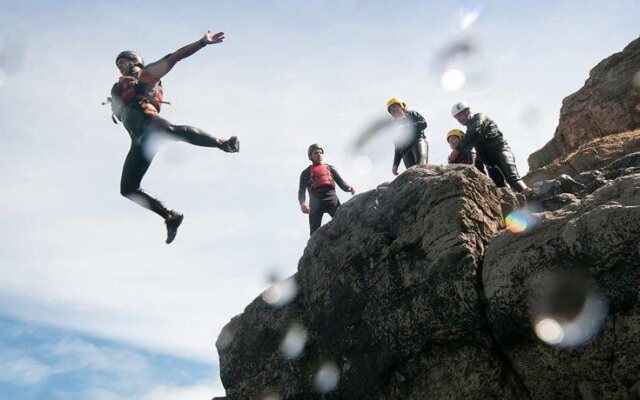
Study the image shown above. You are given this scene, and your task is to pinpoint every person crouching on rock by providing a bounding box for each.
[298,144,356,235]
[386,97,428,176]
[446,129,506,188]
[449,101,529,193]
[108,30,240,244]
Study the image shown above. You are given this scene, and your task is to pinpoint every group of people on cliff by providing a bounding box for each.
[107,29,529,242]
[298,97,530,235]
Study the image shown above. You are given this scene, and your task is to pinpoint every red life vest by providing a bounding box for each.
[310,164,334,189]
[450,152,471,164]
[110,76,164,120]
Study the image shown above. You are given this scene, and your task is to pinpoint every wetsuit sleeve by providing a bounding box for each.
[298,168,310,204]
[406,110,427,131]
[457,118,482,154]
[329,165,352,192]
[139,39,207,83]
[393,149,403,167]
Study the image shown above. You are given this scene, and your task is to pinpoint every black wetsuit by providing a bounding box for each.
[298,164,352,235]
[449,149,506,188]
[392,110,429,170]
[456,113,525,191]
[114,85,224,219]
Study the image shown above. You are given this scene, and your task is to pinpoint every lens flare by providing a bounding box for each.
[441,68,466,91]
[535,318,565,344]
[505,210,530,233]
[261,276,298,307]
[280,323,308,359]
[314,361,340,394]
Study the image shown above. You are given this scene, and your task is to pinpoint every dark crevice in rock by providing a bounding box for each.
[474,255,533,400]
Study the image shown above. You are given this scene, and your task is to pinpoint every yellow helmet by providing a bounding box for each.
[386,97,407,112]
[446,129,465,140]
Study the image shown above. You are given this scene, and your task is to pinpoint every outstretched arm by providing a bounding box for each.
[139,30,225,83]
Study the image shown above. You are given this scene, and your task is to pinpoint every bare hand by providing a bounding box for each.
[300,203,311,214]
[349,187,356,195]
[203,30,225,45]
[392,165,399,176]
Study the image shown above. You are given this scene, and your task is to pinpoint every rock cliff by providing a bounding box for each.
[215,38,640,400]
[216,155,640,399]
[528,36,640,170]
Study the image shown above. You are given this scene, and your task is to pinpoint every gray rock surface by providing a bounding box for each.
[216,156,640,399]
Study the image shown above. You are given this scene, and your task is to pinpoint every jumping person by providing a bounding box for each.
[298,144,355,235]
[108,30,240,244]
[449,101,528,193]
[446,129,506,187]
[386,97,428,176]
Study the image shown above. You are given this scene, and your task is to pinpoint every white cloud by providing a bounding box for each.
[0,352,52,385]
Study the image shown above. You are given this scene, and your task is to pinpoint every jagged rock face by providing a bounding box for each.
[528,36,640,170]
[217,152,640,399]
[525,130,640,185]
[217,165,514,399]
[483,170,640,399]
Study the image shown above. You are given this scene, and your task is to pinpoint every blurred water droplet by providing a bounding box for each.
[314,361,340,394]
[353,155,373,176]
[633,71,640,92]
[535,318,565,344]
[441,68,466,91]
[216,325,235,350]
[390,122,414,151]
[520,106,541,126]
[280,322,308,359]
[140,132,166,161]
[459,4,483,29]
[262,276,298,307]
[531,271,609,349]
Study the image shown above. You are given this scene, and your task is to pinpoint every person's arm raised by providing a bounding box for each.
[140,30,225,83]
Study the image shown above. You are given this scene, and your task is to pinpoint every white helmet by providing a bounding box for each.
[451,101,470,117]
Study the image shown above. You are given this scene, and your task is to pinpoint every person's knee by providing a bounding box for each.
[120,184,138,197]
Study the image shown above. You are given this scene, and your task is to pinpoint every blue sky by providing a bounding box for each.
[1,0,638,398]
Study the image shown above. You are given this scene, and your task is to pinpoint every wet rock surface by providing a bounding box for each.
[216,153,640,399]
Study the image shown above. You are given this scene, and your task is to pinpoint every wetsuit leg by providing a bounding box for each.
[486,165,507,187]
[146,116,222,148]
[412,138,428,165]
[120,140,171,218]
[309,206,324,235]
[402,138,428,168]
[494,147,527,191]
[402,151,417,169]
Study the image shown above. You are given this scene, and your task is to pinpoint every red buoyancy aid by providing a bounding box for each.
[310,164,334,189]
[450,151,471,164]
[110,76,164,119]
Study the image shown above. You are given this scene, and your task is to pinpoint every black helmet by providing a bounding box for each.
[115,50,144,67]
[307,143,324,160]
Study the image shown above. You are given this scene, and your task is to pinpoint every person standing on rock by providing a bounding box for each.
[449,101,529,193]
[298,144,356,235]
[387,97,428,176]
[108,30,240,244]
[446,129,506,187]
